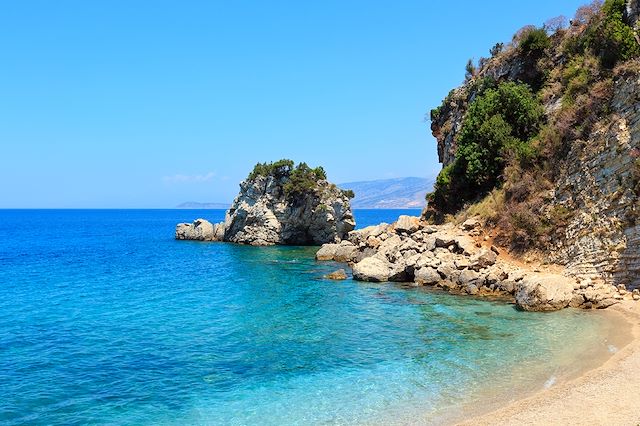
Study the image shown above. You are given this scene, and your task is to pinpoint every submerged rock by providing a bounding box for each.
[325,269,348,280]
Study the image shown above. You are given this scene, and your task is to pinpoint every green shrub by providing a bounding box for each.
[341,189,355,199]
[427,163,457,214]
[519,27,551,56]
[283,162,327,199]
[585,0,640,68]
[247,159,328,200]
[429,82,544,213]
[561,55,600,105]
[490,42,504,57]
[248,159,294,180]
[465,59,476,80]
[467,76,498,98]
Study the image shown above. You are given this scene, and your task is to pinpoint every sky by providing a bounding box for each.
[0,0,589,208]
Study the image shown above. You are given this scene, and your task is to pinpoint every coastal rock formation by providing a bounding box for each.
[175,219,220,241]
[428,0,640,291]
[316,215,634,310]
[176,160,355,246]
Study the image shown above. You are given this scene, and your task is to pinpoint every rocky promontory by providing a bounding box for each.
[175,160,355,246]
[316,215,638,311]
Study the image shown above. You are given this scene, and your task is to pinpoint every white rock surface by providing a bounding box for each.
[515,274,576,312]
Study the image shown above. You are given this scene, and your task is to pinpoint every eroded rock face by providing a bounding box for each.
[175,163,355,246]
[429,35,640,291]
[223,174,354,245]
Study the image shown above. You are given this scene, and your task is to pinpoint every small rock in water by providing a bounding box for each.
[325,269,348,280]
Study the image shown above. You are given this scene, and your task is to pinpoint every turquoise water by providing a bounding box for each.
[0,210,618,425]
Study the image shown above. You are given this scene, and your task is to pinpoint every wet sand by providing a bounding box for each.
[460,301,640,425]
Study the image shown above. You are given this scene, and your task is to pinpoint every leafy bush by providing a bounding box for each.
[247,159,328,200]
[282,162,327,199]
[341,189,355,199]
[466,76,498,98]
[465,59,476,80]
[585,0,640,68]
[429,82,544,213]
[248,159,294,180]
[490,42,504,57]
[561,54,600,105]
[519,27,551,56]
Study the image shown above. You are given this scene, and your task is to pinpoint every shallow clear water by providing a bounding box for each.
[0,210,618,425]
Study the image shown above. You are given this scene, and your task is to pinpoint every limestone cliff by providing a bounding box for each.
[176,160,355,246]
[427,0,640,289]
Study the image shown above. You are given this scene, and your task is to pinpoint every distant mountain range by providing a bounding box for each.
[176,201,231,209]
[339,177,434,209]
[177,177,434,210]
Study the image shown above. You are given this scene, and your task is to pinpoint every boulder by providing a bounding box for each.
[435,233,457,248]
[414,267,441,285]
[175,219,218,241]
[352,256,391,282]
[456,236,479,256]
[461,218,480,231]
[437,263,461,282]
[347,223,388,246]
[325,269,348,280]
[315,243,340,261]
[596,298,619,309]
[515,274,576,311]
[394,215,421,234]
[333,242,359,263]
[497,279,516,294]
[457,269,482,287]
[468,248,497,271]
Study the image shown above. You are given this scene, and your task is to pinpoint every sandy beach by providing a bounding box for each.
[460,300,640,425]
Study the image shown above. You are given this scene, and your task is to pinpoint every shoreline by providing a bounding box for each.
[457,300,640,425]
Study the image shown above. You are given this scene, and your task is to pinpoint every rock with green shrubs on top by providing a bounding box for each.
[176,159,355,246]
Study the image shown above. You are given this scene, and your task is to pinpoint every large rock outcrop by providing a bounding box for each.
[316,215,634,310]
[428,1,640,290]
[515,275,575,312]
[175,161,355,246]
[175,218,225,241]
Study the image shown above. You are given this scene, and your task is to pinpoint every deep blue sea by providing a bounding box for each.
[0,209,620,425]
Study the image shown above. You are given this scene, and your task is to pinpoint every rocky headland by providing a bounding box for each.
[418,0,640,306]
[176,160,355,246]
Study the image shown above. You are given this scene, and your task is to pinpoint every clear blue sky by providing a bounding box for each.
[1,0,588,208]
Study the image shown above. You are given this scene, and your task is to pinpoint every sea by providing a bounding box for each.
[0,209,623,425]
